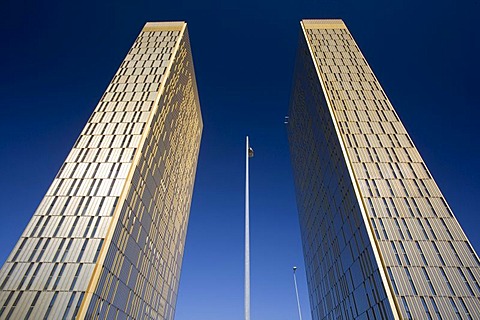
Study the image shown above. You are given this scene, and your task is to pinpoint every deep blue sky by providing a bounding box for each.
[1,0,479,319]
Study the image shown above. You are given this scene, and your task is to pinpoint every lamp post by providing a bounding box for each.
[293,266,303,320]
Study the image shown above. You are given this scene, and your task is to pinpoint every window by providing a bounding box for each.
[401,297,412,320]
[387,267,398,294]
[44,292,58,320]
[430,297,442,320]
[5,291,23,319]
[440,267,455,295]
[25,291,41,319]
[423,267,436,295]
[405,268,417,294]
[420,297,432,320]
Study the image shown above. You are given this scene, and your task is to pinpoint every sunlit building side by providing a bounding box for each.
[0,21,202,319]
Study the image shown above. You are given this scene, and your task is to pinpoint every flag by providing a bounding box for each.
[248,147,254,158]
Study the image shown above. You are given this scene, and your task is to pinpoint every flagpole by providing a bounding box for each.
[245,136,250,320]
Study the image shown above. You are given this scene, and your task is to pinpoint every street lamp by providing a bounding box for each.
[293,266,303,320]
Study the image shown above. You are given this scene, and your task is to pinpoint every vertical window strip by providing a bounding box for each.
[67,179,78,195]
[394,219,404,240]
[405,268,417,295]
[5,291,23,319]
[383,198,392,217]
[62,292,76,320]
[68,216,80,238]
[441,219,454,240]
[418,219,429,239]
[74,198,85,216]
[449,297,461,320]
[459,297,472,320]
[74,180,83,195]
[26,263,42,290]
[457,268,474,296]
[401,218,413,240]
[70,264,83,290]
[420,296,432,320]
[430,297,442,320]
[53,216,65,237]
[43,291,59,320]
[94,180,103,196]
[24,291,41,319]
[423,267,436,295]
[61,239,74,262]
[60,197,72,216]
[82,197,92,215]
[83,216,94,238]
[425,219,437,240]
[91,217,101,237]
[37,238,51,262]
[17,262,34,289]
[110,198,119,216]
[467,268,480,293]
[53,264,66,290]
[391,242,401,265]
[378,219,387,238]
[432,242,445,266]
[449,242,463,266]
[389,197,399,216]
[53,238,66,261]
[53,179,65,194]
[387,267,398,295]
[44,263,58,290]
[12,238,26,260]
[372,219,380,239]
[77,240,89,263]
[39,216,51,235]
[399,242,411,266]
[401,296,412,320]
[0,262,17,290]
[403,198,414,217]
[46,197,58,215]
[31,216,44,237]
[416,241,428,265]
[94,239,104,262]
[0,291,14,317]
[28,238,43,261]
[96,197,106,215]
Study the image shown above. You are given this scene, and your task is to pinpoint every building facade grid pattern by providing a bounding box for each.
[288,28,395,320]
[84,28,202,320]
[0,21,202,320]
[289,19,480,320]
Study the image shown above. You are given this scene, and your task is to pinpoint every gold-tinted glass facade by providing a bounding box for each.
[0,21,202,320]
[288,19,480,320]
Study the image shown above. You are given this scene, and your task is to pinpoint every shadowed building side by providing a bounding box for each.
[288,19,480,320]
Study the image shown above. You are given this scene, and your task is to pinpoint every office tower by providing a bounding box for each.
[288,19,480,320]
[0,21,202,319]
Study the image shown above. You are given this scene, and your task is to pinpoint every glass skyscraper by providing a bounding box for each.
[0,21,202,319]
[288,19,480,319]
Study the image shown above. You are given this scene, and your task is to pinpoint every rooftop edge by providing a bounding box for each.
[301,19,346,29]
[143,21,186,32]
